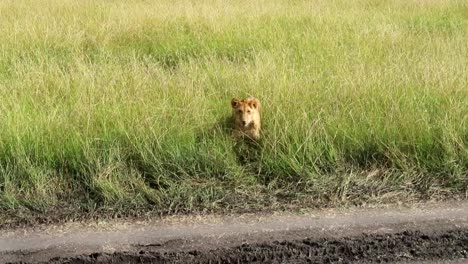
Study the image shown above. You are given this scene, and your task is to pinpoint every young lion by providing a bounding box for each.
[231,97,261,140]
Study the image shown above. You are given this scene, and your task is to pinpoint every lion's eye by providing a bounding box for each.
[247,110,251,114]
[238,110,242,113]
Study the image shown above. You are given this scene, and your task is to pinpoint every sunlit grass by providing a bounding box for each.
[0,0,467,220]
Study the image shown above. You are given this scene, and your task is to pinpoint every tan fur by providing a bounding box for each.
[231,97,261,140]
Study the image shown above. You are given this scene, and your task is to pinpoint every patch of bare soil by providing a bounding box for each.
[48,229,468,264]
[2,202,468,264]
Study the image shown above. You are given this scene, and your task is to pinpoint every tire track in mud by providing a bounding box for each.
[41,229,468,264]
[3,202,468,264]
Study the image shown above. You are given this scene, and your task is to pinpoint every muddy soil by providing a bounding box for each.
[45,229,468,264]
[2,202,468,264]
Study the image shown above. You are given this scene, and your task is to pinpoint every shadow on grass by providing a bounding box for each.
[233,138,262,165]
[194,115,264,174]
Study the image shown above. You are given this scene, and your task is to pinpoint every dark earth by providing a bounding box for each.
[43,229,468,264]
[2,202,468,264]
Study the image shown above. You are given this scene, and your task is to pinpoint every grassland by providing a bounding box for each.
[0,0,467,224]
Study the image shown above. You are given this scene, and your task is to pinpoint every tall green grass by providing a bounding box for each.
[0,0,467,220]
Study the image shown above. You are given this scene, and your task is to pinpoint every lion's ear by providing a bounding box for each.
[249,98,260,109]
[231,98,240,108]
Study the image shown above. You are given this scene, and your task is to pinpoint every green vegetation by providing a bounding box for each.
[0,0,467,223]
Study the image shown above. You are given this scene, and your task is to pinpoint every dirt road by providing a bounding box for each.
[1,202,467,263]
